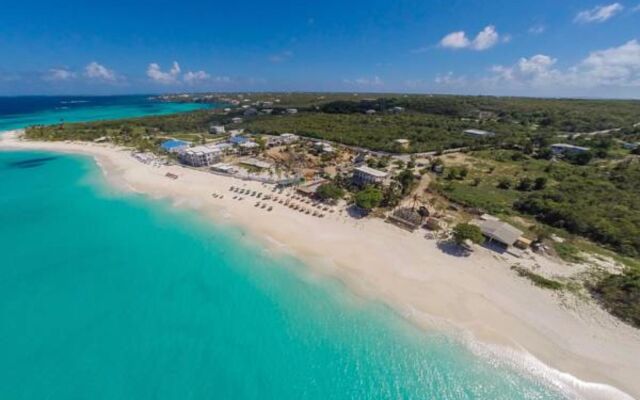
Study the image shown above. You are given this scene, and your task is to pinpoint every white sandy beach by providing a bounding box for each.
[2,130,639,400]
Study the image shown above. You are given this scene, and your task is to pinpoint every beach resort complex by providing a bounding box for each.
[2,1,640,399]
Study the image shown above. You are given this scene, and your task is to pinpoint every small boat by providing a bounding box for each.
[267,206,273,212]
[261,204,266,209]
[255,202,260,207]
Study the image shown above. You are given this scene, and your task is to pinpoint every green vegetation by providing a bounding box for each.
[553,242,584,264]
[244,112,506,153]
[592,271,640,328]
[452,223,485,246]
[354,186,383,211]
[315,183,345,202]
[511,266,564,291]
[434,150,640,259]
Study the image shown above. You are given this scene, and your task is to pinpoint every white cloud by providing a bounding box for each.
[528,24,546,35]
[632,3,640,12]
[44,68,76,82]
[183,70,210,85]
[343,76,384,87]
[472,25,500,50]
[518,54,558,75]
[84,62,116,81]
[574,3,624,23]
[434,72,467,86]
[485,40,640,90]
[440,31,471,49]
[571,39,640,86]
[439,25,501,51]
[147,61,181,84]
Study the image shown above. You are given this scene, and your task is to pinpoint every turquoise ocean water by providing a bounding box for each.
[0,150,568,399]
[0,98,570,399]
[0,95,210,131]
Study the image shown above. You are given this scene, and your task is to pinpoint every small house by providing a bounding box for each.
[476,219,529,249]
[464,129,496,138]
[314,142,335,153]
[395,139,410,149]
[280,133,299,144]
[550,143,590,155]
[352,165,388,186]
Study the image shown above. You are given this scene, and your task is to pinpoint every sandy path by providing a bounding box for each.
[2,131,639,400]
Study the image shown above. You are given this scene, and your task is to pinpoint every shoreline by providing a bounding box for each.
[2,130,639,400]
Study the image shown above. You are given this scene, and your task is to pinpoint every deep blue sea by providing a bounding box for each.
[0,95,211,131]
[0,96,569,399]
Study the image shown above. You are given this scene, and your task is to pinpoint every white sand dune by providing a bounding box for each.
[2,130,639,400]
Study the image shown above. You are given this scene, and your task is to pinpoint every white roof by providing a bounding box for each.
[239,141,259,148]
[395,139,410,143]
[478,220,523,246]
[185,146,220,155]
[464,129,495,136]
[354,165,388,178]
[551,143,590,151]
[211,163,235,171]
[241,158,272,169]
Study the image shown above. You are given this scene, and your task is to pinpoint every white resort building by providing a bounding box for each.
[352,165,388,186]
[179,146,221,167]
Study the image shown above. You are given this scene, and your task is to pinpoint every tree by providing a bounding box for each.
[533,176,548,190]
[255,136,267,151]
[497,178,512,189]
[316,183,344,202]
[452,223,485,246]
[517,177,533,191]
[569,151,593,165]
[355,186,383,211]
[397,169,416,195]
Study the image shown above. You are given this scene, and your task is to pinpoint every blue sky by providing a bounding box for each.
[1,0,639,97]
